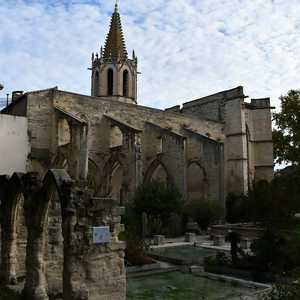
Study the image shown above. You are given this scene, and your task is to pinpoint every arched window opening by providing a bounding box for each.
[156,136,163,154]
[87,159,99,193]
[146,162,168,183]
[44,183,63,298]
[94,71,99,96]
[107,68,114,96]
[109,125,123,148]
[187,163,208,202]
[57,118,71,146]
[110,162,124,204]
[123,70,129,97]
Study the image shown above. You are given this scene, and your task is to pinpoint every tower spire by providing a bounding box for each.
[103,2,128,61]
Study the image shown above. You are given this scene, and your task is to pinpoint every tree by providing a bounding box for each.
[132,181,183,236]
[183,199,224,230]
[273,90,300,166]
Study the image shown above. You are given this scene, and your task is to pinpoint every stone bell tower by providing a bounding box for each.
[91,3,138,104]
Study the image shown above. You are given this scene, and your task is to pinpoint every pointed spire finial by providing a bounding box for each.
[115,0,118,12]
[103,1,128,61]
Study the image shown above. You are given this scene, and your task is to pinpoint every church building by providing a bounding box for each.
[1,3,274,206]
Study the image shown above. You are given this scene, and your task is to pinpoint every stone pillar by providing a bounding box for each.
[224,87,248,194]
[135,133,143,188]
[0,178,20,285]
[22,229,48,300]
[0,228,17,284]
[79,125,89,181]
[69,124,88,181]
[22,173,48,300]
[62,187,126,300]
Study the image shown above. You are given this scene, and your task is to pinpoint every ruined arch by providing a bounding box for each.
[186,161,208,202]
[144,160,170,183]
[0,173,27,284]
[22,170,71,299]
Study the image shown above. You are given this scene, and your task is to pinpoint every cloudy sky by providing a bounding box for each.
[0,0,299,110]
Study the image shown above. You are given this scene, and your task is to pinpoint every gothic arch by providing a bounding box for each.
[23,170,72,299]
[186,161,208,202]
[110,161,124,204]
[144,160,170,183]
[0,173,27,283]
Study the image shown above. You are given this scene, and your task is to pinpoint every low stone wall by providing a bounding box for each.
[210,224,265,240]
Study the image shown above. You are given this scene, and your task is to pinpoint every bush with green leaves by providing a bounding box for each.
[183,199,224,230]
[131,181,183,237]
[251,229,300,278]
[226,193,250,223]
[226,167,300,225]
[262,283,300,300]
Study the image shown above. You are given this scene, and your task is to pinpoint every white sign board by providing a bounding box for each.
[93,226,111,244]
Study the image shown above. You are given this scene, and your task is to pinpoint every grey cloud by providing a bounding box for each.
[0,0,300,111]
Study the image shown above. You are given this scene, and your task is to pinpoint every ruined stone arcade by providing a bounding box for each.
[0,170,126,300]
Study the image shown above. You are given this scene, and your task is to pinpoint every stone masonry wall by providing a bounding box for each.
[0,170,126,300]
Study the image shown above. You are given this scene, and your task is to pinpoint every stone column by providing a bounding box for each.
[0,226,17,284]
[69,124,88,181]
[22,173,48,300]
[79,125,89,181]
[0,181,18,285]
[135,133,143,188]
[22,229,48,300]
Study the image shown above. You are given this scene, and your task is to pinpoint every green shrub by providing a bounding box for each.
[226,193,249,223]
[133,181,183,219]
[183,199,224,230]
[263,283,300,300]
[132,181,183,237]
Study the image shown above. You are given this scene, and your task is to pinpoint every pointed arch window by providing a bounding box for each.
[123,69,129,97]
[107,68,114,96]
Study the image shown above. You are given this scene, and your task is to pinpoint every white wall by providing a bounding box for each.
[0,114,29,175]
